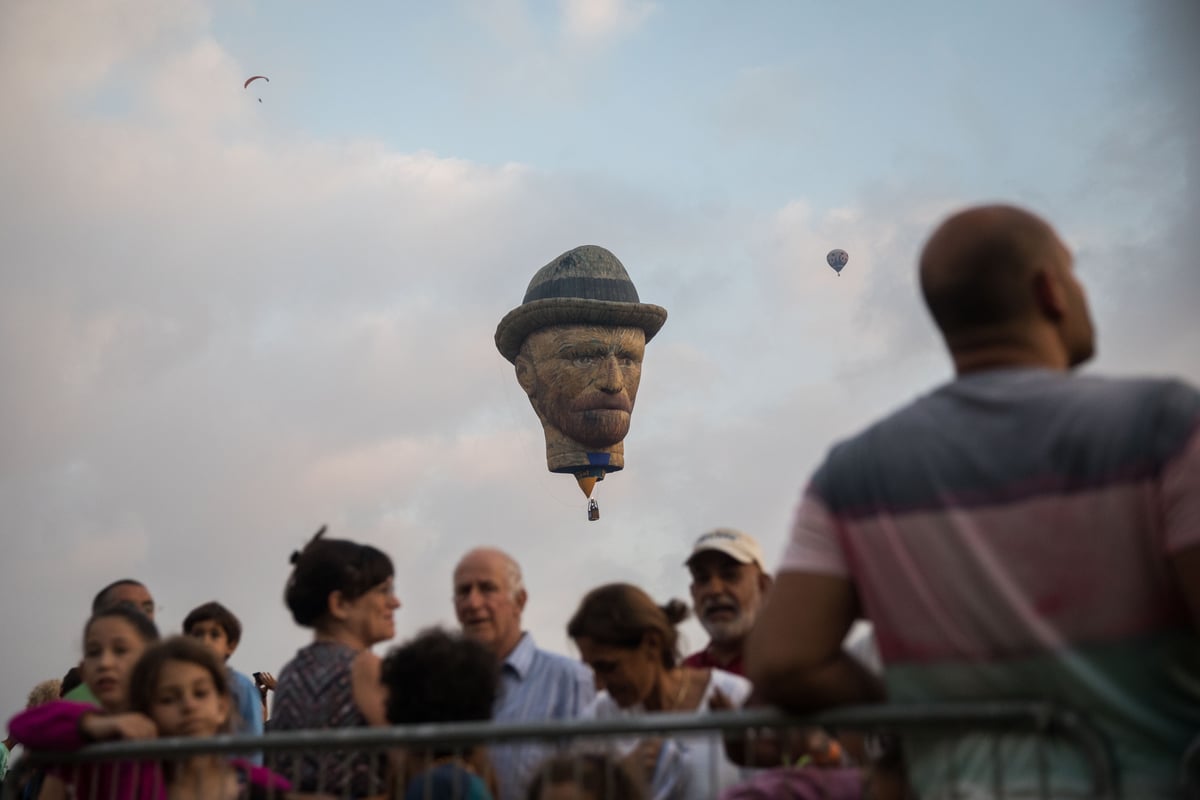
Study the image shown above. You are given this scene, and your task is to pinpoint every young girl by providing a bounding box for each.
[8,604,161,800]
[128,636,290,800]
[267,527,401,798]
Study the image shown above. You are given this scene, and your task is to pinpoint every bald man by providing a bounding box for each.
[452,548,594,800]
[748,205,1200,799]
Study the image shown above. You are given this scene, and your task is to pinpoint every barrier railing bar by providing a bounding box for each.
[18,702,1112,771]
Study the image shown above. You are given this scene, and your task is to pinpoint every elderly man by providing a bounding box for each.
[683,528,771,677]
[495,245,667,514]
[748,204,1200,798]
[453,547,594,800]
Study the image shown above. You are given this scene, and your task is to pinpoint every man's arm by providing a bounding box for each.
[1163,403,1200,625]
[746,571,884,713]
[1171,544,1200,632]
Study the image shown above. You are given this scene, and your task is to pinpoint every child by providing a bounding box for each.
[128,636,290,800]
[8,605,162,800]
[380,628,498,800]
[182,601,265,760]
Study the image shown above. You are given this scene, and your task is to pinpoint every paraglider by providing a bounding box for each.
[244,75,269,103]
[827,248,849,276]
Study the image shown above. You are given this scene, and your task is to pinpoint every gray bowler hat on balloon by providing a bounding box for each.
[495,245,668,363]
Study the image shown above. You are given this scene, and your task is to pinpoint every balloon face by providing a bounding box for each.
[515,324,646,450]
[826,249,849,274]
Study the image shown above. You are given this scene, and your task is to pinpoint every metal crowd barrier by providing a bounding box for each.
[1185,736,1200,800]
[2,702,1138,800]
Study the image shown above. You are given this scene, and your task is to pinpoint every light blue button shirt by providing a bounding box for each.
[229,668,264,765]
[489,632,594,800]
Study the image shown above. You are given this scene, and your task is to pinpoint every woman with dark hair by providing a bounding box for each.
[267,527,401,798]
[567,583,751,800]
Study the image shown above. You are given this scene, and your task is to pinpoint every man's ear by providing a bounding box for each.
[514,355,537,397]
[1033,268,1067,321]
[515,587,528,614]
[759,571,774,595]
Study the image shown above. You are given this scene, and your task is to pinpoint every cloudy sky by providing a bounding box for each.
[2,0,1197,719]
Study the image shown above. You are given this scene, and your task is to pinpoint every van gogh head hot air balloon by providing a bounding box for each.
[495,246,667,519]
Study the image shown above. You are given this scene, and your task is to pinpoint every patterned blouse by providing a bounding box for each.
[267,641,388,797]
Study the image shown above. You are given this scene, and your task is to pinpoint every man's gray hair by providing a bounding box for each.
[501,552,525,599]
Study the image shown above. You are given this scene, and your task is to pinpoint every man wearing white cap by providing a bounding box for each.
[683,528,772,678]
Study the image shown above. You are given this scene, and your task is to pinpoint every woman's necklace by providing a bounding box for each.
[667,669,689,711]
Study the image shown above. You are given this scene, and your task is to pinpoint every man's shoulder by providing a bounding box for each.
[813,371,1200,484]
[1055,372,1200,413]
[1041,373,1200,457]
[530,645,591,680]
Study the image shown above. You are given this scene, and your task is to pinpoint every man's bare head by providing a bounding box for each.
[452,547,527,658]
[919,204,1095,370]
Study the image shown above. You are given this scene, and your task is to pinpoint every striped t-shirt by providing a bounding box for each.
[782,367,1200,798]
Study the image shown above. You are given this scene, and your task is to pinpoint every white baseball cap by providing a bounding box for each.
[685,528,765,570]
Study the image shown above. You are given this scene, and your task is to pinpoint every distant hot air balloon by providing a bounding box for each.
[244,75,269,102]
[827,248,849,276]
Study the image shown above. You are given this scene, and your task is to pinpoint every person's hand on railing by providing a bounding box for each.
[622,737,664,783]
[715,687,847,770]
[708,687,733,712]
[783,728,845,768]
[79,711,158,742]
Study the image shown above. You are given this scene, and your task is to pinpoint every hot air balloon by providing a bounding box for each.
[244,75,269,102]
[827,248,849,276]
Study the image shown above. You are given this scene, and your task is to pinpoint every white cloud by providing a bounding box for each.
[445,0,655,102]
[2,0,1197,723]
[559,0,656,45]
